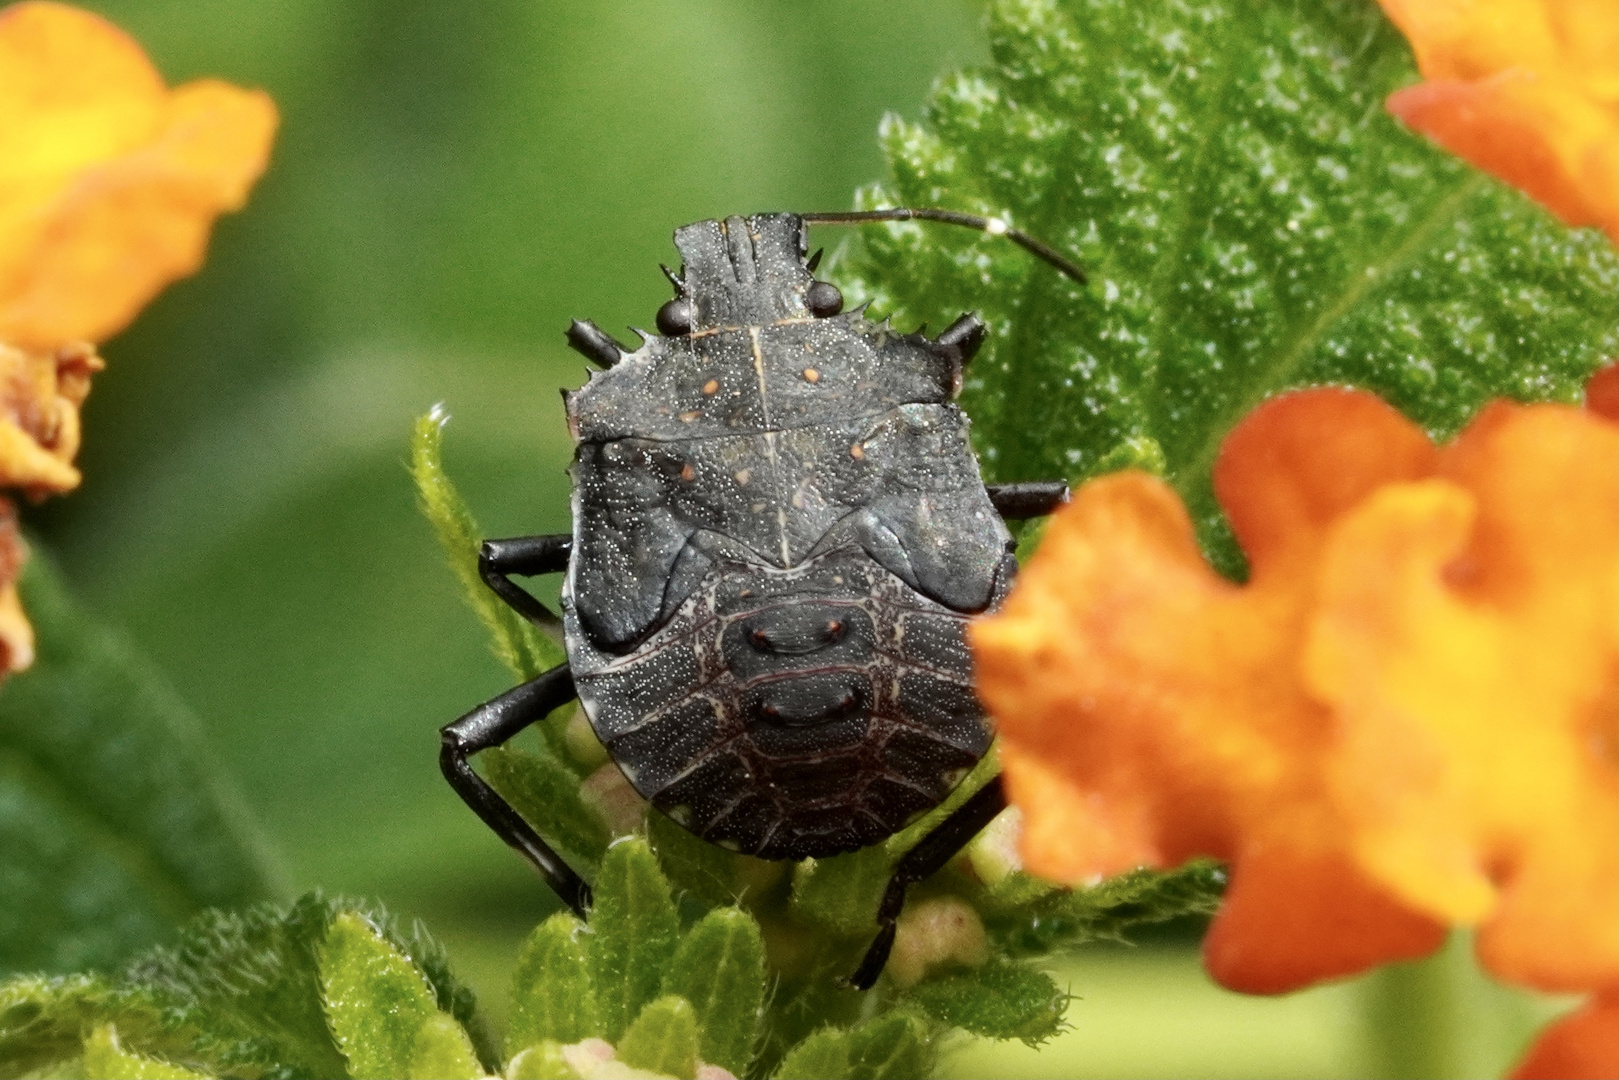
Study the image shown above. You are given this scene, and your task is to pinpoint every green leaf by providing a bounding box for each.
[661,909,765,1075]
[992,861,1225,957]
[588,839,681,1042]
[645,812,771,912]
[907,960,1068,1046]
[505,1040,576,1080]
[772,1028,851,1080]
[319,911,449,1080]
[841,0,1617,575]
[789,753,1000,937]
[508,912,599,1054]
[481,746,607,872]
[407,1013,484,1080]
[411,408,564,679]
[845,1012,935,1080]
[0,555,275,975]
[0,893,491,1080]
[787,847,890,939]
[617,995,698,1080]
[82,1025,208,1080]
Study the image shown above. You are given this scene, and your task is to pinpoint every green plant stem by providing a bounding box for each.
[1364,935,1463,1080]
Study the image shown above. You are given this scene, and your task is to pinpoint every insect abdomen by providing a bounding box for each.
[567,550,992,860]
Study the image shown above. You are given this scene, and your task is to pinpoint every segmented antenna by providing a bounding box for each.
[800,207,1087,285]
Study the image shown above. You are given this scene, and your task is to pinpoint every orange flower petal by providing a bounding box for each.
[973,397,1450,991]
[1510,987,1619,1080]
[1376,0,1618,241]
[1387,73,1618,241]
[1204,846,1444,995]
[979,388,1613,996]
[1216,388,1437,570]
[1310,404,1618,991]
[0,2,277,349]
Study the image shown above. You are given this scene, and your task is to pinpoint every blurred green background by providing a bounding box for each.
[22,1,1562,1075]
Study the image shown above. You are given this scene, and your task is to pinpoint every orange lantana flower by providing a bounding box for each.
[0,1,275,672]
[973,388,1618,999]
[1376,0,1618,242]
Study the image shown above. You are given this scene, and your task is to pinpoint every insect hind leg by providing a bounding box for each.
[440,662,592,916]
[847,775,1008,990]
[480,533,572,626]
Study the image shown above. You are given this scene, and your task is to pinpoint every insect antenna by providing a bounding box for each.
[801,207,1087,285]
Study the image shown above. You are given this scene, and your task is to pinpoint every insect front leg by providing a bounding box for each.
[847,775,1008,990]
[440,662,592,916]
[480,533,572,626]
[986,482,1069,520]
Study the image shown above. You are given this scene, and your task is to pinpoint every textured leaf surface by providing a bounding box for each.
[508,912,599,1054]
[82,1025,208,1080]
[907,960,1067,1045]
[646,812,764,911]
[483,746,607,872]
[505,1040,574,1080]
[772,1028,851,1080]
[845,1012,935,1080]
[319,912,444,1080]
[406,1013,483,1080]
[661,909,765,1075]
[840,0,1619,573]
[618,995,699,1080]
[588,839,681,1042]
[412,409,564,678]
[990,861,1225,958]
[790,755,1002,937]
[0,893,491,1079]
[0,557,274,975]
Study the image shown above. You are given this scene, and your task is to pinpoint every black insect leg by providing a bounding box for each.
[441,663,593,916]
[848,775,1008,990]
[480,534,572,626]
[986,481,1070,520]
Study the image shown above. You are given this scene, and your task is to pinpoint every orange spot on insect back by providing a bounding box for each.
[849,443,864,459]
[803,367,820,383]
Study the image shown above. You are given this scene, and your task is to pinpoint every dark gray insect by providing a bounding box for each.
[441,209,1083,988]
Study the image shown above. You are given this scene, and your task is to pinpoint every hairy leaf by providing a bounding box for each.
[588,839,681,1042]
[82,1024,208,1080]
[907,960,1067,1046]
[772,1028,851,1080]
[508,913,598,1054]
[406,1013,483,1080]
[790,754,1001,937]
[840,0,1618,574]
[0,556,275,975]
[991,861,1225,958]
[661,908,765,1075]
[482,746,607,872]
[646,812,772,912]
[411,408,564,679]
[0,893,492,1079]
[504,1040,574,1080]
[845,1011,935,1080]
[618,995,698,1080]
[319,911,456,1080]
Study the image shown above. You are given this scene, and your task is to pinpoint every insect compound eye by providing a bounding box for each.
[656,297,695,336]
[804,280,843,318]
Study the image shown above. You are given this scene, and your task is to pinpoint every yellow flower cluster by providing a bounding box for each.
[0,1,275,670]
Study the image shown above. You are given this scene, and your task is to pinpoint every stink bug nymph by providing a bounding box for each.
[441,209,1086,988]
